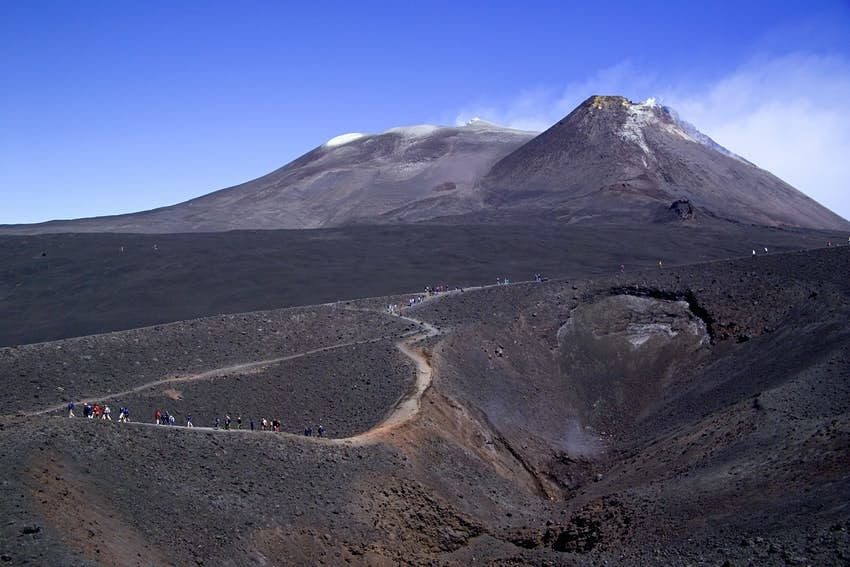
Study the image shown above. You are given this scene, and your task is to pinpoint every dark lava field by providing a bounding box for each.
[0,220,843,347]
[1,242,849,565]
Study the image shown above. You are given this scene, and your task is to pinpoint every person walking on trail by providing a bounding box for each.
[658,260,663,269]
[103,406,111,420]
[237,416,242,430]
[93,404,101,419]
[250,418,254,431]
[317,424,324,438]
[155,410,162,425]
[764,247,768,254]
[67,402,75,418]
[186,414,193,427]
[169,414,175,426]
[224,414,231,430]
[752,249,757,256]
[214,417,221,429]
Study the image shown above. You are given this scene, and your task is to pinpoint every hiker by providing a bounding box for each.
[169,414,175,426]
[186,414,193,427]
[214,417,220,429]
[752,249,756,256]
[84,403,92,418]
[619,264,625,273]
[764,247,768,254]
[155,410,162,425]
[67,402,75,418]
[250,418,254,431]
[317,424,324,438]
[658,260,663,269]
[224,414,231,430]
[103,406,111,420]
[237,416,242,430]
[93,404,101,419]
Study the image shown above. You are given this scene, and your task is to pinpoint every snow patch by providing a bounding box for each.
[619,100,655,156]
[385,125,440,138]
[324,133,365,147]
[619,98,696,156]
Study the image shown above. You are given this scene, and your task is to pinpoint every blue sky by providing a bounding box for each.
[2,0,849,223]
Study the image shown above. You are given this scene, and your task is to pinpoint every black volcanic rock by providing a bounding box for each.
[654,198,697,223]
[481,95,849,230]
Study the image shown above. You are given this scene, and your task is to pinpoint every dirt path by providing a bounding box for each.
[24,336,388,417]
[26,309,444,445]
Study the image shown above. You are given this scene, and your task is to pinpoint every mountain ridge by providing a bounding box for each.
[3,95,847,233]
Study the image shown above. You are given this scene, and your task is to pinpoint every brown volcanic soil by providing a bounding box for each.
[1,246,850,565]
[1,221,844,347]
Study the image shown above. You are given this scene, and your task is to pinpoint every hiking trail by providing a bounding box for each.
[25,300,448,445]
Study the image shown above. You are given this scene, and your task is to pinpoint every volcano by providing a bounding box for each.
[481,95,849,229]
[0,121,535,233]
[2,95,847,233]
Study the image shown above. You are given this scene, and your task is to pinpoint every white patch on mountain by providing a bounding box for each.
[324,133,365,147]
[384,125,440,138]
[618,99,657,156]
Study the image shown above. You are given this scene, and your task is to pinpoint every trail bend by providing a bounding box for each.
[24,307,444,446]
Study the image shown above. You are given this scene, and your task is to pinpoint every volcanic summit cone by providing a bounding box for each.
[480,95,849,229]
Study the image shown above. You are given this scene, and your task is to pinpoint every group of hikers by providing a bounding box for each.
[210,414,324,437]
[386,295,425,315]
[154,409,177,426]
[67,401,129,422]
[67,403,325,437]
